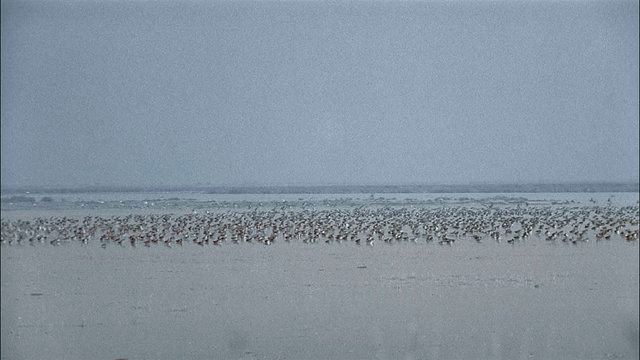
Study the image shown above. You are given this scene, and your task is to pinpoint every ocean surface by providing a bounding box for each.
[2,189,638,213]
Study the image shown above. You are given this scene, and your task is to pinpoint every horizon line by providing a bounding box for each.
[2,181,638,195]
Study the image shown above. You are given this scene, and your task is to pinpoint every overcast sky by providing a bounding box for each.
[1,0,638,188]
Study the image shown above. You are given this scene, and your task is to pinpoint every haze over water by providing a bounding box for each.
[2,0,639,188]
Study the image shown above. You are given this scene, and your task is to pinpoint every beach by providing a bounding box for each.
[3,0,638,357]
[1,200,639,359]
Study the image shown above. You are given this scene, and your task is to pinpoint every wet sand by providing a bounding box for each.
[1,207,639,360]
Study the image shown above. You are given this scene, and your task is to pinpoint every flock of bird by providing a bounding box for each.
[1,205,638,247]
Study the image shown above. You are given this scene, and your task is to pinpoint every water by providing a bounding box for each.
[2,190,638,213]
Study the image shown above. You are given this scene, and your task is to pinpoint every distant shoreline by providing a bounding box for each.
[1,182,638,195]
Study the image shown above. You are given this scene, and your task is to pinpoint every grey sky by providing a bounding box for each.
[1,0,638,187]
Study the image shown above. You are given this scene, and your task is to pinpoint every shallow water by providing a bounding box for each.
[2,191,638,214]
[2,232,638,360]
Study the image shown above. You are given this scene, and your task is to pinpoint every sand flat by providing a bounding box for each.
[1,206,639,360]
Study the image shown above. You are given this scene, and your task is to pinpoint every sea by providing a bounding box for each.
[2,183,639,214]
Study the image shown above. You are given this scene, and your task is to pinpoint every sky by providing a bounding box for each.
[1,0,638,188]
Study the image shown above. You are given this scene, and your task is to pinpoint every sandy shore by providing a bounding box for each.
[1,207,639,360]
